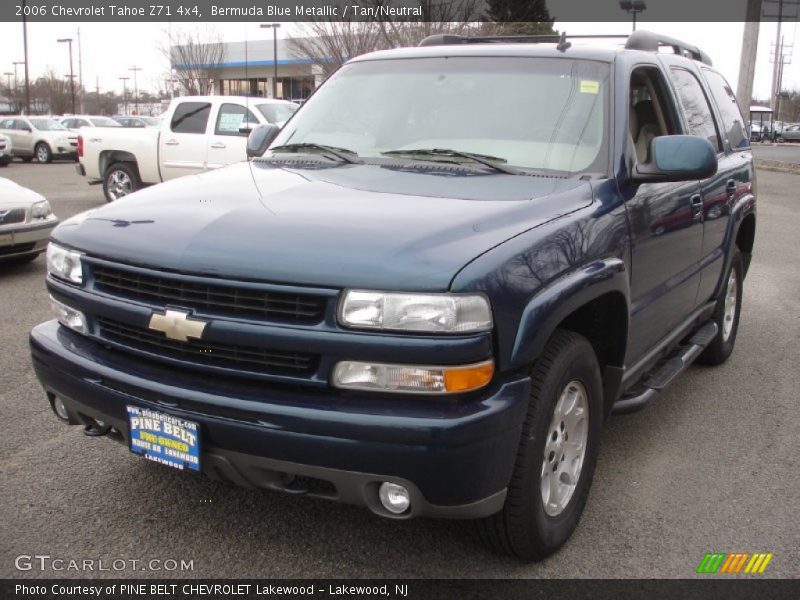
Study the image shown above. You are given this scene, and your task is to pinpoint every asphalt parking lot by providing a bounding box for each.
[1,161,798,579]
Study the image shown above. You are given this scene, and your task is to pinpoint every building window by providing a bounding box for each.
[220,77,315,101]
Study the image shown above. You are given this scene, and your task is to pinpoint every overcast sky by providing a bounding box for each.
[0,20,797,102]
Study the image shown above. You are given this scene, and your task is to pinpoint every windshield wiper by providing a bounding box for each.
[381,148,522,175]
[269,143,362,164]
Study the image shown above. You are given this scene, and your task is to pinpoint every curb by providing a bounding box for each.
[755,159,800,175]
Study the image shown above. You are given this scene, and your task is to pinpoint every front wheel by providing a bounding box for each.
[103,162,141,202]
[35,142,52,163]
[476,330,603,560]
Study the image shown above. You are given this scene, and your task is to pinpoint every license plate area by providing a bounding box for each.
[127,405,201,472]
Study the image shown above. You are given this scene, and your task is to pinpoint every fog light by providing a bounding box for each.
[52,396,69,421]
[332,359,494,394]
[378,482,411,514]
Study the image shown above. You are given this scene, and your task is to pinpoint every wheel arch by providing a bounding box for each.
[509,258,629,416]
[736,212,756,276]
[100,150,138,177]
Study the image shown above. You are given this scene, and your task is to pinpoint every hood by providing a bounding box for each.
[54,161,593,291]
[0,177,45,209]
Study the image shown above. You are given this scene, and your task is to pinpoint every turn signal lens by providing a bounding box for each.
[332,359,494,394]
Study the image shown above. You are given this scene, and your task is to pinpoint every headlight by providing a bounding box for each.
[50,296,88,335]
[332,359,494,394]
[46,242,83,284]
[339,291,492,333]
[31,199,52,219]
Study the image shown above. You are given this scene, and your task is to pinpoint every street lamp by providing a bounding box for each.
[119,76,130,114]
[129,66,142,114]
[260,23,281,99]
[619,1,647,32]
[57,37,76,114]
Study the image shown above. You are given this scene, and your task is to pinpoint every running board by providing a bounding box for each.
[612,321,718,414]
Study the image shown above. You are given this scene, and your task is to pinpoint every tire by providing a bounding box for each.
[698,248,744,366]
[0,253,38,265]
[35,142,52,164]
[476,330,603,560]
[0,159,9,167]
[103,162,141,202]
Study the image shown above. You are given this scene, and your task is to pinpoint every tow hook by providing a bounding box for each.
[83,420,113,437]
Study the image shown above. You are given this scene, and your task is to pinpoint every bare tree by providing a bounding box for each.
[31,68,72,115]
[164,27,226,96]
[289,20,389,77]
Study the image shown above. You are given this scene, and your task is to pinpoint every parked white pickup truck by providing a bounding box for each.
[77,96,298,202]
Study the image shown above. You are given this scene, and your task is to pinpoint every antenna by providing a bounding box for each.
[557,31,572,52]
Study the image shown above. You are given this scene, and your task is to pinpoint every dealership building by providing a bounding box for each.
[171,38,328,102]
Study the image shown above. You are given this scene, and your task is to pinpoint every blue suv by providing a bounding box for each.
[31,31,756,560]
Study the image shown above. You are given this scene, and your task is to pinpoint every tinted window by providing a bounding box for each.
[170,102,211,134]
[215,103,258,135]
[702,69,749,150]
[0,119,14,129]
[669,68,721,152]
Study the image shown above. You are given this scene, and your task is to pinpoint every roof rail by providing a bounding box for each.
[418,33,627,47]
[624,30,713,66]
[417,30,712,66]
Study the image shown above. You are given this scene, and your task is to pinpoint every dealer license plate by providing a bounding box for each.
[127,405,201,472]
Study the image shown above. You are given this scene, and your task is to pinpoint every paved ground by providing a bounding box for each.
[752,142,800,164]
[1,161,798,579]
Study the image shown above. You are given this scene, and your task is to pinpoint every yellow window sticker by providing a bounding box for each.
[580,80,600,94]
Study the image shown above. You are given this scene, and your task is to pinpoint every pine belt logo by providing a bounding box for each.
[696,552,774,574]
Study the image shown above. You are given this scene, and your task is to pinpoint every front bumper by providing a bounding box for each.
[0,219,58,258]
[30,321,530,519]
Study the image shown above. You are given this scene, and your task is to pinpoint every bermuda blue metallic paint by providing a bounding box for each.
[31,320,529,508]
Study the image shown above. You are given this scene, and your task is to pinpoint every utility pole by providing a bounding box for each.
[770,0,784,113]
[260,24,281,98]
[77,26,83,112]
[119,76,130,114]
[58,38,76,115]
[129,66,142,114]
[736,0,762,113]
[21,0,31,113]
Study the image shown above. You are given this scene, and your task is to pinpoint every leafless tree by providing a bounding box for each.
[164,27,226,96]
[289,20,389,77]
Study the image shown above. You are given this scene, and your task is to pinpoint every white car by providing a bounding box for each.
[0,178,59,263]
[0,116,79,163]
[59,115,122,133]
[0,134,12,167]
[78,96,299,201]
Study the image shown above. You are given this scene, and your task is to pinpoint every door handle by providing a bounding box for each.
[210,142,226,149]
[164,139,179,146]
[690,194,703,218]
[726,179,737,196]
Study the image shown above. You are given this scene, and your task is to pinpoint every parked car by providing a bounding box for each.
[777,124,800,142]
[0,177,58,263]
[0,134,12,166]
[0,116,78,163]
[59,115,122,132]
[78,97,299,202]
[31,31,755,560]
[113,116,162,128]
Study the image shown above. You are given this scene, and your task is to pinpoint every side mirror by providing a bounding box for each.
[246,124,280,158]
[238,121,261,136]
[633,135,717,183]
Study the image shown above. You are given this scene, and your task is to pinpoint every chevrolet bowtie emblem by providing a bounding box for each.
[148,309,208,342]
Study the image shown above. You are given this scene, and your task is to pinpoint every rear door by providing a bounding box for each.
[206,102,259,169]
[13,119,35,154]
[695,68,753,302]
[159,101,212,181]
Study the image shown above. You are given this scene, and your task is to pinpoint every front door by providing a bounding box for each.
[159,101,211,181]
[205,103,256,170]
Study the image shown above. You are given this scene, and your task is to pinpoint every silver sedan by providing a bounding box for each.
[0,177,59,263]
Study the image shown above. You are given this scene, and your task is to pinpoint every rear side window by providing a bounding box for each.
[215,103,258,136]
[669,68,721,152]
[171,102,211,134]
[702,69,749,150]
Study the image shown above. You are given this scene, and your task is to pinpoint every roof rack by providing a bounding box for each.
[417,30,712,66]
[624,30,712,66]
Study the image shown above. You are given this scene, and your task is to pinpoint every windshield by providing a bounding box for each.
[90,117,120,127]
[29,118,67,131]
[142,117,161,126]
[271,57,610,175]
[257,103,298,124]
